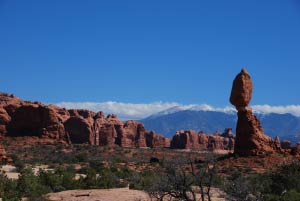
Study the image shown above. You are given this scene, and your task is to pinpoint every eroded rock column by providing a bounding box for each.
[230,68,278,156]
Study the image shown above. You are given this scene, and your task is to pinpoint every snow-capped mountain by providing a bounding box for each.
[140,109,300,143]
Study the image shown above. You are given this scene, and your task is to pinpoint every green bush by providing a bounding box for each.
[75,153,88,163]
[17,168,49,200]
[89,160,104,172]
[224,160,300,201]
[282,190,300,201]
[129,170,158,190]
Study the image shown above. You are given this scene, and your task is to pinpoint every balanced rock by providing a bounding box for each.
[230,68,253,110]
[230,69,279,156]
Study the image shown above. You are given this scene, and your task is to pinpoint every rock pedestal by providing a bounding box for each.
[230,69,279,156]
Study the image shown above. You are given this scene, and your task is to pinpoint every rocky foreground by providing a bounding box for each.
[45,187,226,201]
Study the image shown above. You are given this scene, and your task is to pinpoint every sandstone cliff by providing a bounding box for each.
[170,129,234,151]
[0,92,169,149]
[0,91,241,159]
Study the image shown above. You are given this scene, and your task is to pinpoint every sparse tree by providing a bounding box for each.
[145,154,218,201]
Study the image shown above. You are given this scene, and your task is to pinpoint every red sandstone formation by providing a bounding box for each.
[64,116,94,144]
[230,68,253,110]
[170,129,234,151]
[221,128,234,138]
[230,69,279,156]
[146,131,170,148]
[7,104,68,141]
[0,92,169,150]
[292,142,300,155]
[0,91,239,154]
[0,93,69,142]
[0,107,10,135]
[0,143,8,162]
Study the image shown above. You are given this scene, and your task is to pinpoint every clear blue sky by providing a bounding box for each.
[1,0,300,106]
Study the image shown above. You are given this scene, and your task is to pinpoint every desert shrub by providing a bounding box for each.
[80,168,98,189]
[149,157,159,163]
[112,155,126,163]
[115,167,133,179]
[38,167,79,192]
[89,160,104,172]
[49,153,71,164]
[9,154,25,171]
[0,172,20,200]
[143,157,219,201]
[268,161,300,194]
[281,190,300,201]
[98,169,120,188]
[130,170,158,190]
[77,166,89,174]
[224,160,300,201]
[75,152,88,163]
[263,190,300,201]
[224,172,269,201]
[17,168,50,200]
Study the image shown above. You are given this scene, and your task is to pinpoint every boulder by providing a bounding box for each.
[230,68,253,109]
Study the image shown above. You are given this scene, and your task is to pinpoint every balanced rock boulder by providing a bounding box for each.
[230,68,253,110]
[230,69,279,156]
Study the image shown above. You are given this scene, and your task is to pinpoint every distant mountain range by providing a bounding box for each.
[140,107,300,143]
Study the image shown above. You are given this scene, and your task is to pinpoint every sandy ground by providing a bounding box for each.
[46,188,150,201]
[4,172,20,179]
[46,187,226,201]
[1,164,54,180]
[0,164,16,172]
[0,165,19,179]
